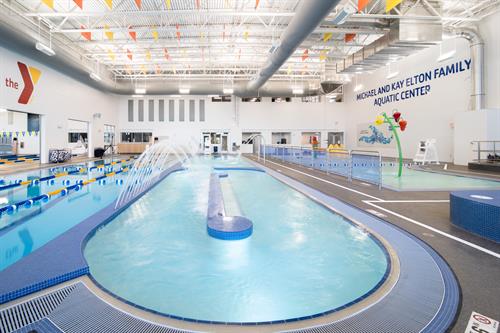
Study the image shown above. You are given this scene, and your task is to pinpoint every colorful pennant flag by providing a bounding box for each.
[129,28,137,41]
[301,49,309,61]
[196,0,200,9]
[255,0,260,9]
[134,0,141,9]
[243,30,249,41]
[152,29,159,41]
[287,64,292,75]
[166,0,171,9]
[107,49,115,61]
[104,0,112,9]
[104,25,114,40]
[323,32,333,43]
[386,0,402,12]
[155,64,162,74]
[176,24,181,43]
[319,50,327,61]
[358,0,370,12]
[41,0,54,9]
[145,49,152,61]
[345,33,356,43]
[73,0,83,9]
[127,49,133,61]
[164,48,170,60]
[80,25,91,41]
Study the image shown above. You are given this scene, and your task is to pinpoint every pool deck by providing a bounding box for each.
[0,155,496,332]
[246,154,500,333]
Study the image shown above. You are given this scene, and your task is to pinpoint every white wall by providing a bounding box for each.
[0,46,118,162]
[117,96,347,150]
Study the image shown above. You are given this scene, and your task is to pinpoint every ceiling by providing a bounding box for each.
[0,0,498,95]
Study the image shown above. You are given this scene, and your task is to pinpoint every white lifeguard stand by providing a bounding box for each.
[414,139,440,165]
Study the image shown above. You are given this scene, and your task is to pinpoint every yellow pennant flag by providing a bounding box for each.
[287,64,292,75]
[386,0,402,12]
[104,25,114,40]
[145,49,152,60]
[140,65,147,74]
[107,49,115,61]
[152,30,159,41]
[323,32,333,43]
[243,31,249,41]
[104,0,112,9]
[166,0,171,9]
[319,50,327,61]
[41,0,54,9]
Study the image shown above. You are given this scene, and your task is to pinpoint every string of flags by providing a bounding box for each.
[0,131,39,138]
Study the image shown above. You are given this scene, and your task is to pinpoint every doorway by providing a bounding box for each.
[201,131,230,154]
[328,132,344,146]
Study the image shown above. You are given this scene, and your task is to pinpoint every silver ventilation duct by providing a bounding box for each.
[453,28,484,111]
[337,3,442,74]
[247,0,341,92]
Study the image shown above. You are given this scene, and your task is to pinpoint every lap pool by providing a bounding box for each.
[84,156,389,324]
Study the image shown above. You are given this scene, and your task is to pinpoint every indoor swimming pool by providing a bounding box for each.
[84,156,389,323]
[0,158,132,270]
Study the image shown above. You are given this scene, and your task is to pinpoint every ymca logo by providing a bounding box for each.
[17,61,41,104]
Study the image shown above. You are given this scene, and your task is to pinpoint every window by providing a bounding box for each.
[179,100,185,122]
[27,113,40,132]
[138,100,144,121]
[302,96,321,103]
[128,100,134,122]
[199,100,205,122]
[242,97,261,102]
[68,132,88,143]
[189,100,195,122]
[104,125,115,145]
[120,132,152,143]
[148,100,154,121]
[272,97,292,102]
[159,100,165,121]
[169,100,175,121]
[211,95,231,102]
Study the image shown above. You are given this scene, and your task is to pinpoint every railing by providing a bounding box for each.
[471,140,500,163]
[260,145,382,189]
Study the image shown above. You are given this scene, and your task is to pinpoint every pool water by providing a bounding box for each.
[0,158,130,271]
[85,156,388,323]
[382,166,500,190]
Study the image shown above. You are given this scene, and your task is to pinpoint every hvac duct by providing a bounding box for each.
[454,28,484,111]
[247,0,341,92]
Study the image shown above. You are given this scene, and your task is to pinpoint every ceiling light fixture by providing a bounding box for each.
[35,41,55,56]
[330,6,355,25]
[89,72,102,82]
[223,88,234,95]
[131,94,144,98]
[292,88,304,95]
[179,88,190,94]
[135,88,146,94]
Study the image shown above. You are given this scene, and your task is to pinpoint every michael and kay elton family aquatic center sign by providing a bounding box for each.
[355,58,472,107]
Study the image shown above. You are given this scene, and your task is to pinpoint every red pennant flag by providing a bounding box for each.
[301,49,309,61]
[345,33,356,43]
[134,0,141,9]
[80,25,91,41]
[127,49,133,61]
[73,0,83,9]
[164,48,170,60]
[129,29,137,41]
[176,24,181,43]
[196,0,200,9]
[255,0,260,9]
[358,0,370,12]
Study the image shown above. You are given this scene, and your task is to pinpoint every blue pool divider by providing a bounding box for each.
[207,173,253,240]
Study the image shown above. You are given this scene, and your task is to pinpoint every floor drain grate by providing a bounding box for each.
[0,284,77,333]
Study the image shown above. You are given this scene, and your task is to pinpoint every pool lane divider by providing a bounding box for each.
[0,166,131,216]
[207,172,253,240]
[0,157,135,192]
[0,163,183,305]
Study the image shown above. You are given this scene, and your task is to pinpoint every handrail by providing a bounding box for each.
[470,140,499,163]
[350,150,382,189]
